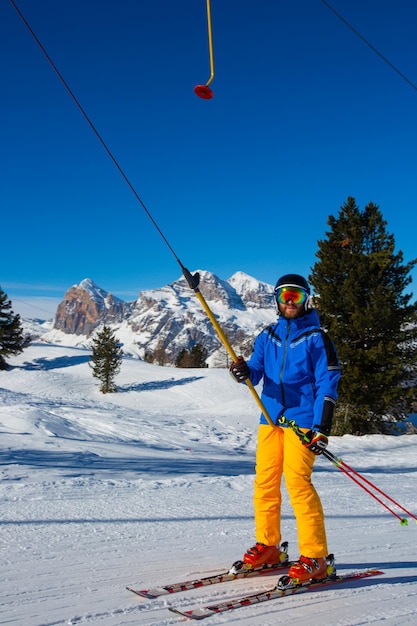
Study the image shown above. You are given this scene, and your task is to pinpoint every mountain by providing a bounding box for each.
[39,271,277,365]
[53,278,129,335]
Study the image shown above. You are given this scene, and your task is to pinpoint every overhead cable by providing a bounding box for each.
[9,0,183,267]
[320,0,417,92]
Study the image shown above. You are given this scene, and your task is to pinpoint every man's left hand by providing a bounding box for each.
[304,431,328,455]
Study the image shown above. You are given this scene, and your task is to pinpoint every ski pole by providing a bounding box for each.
[325,452,409,525]
[279,416,417,526]
[181,266,277,428]
[324,449,417,525]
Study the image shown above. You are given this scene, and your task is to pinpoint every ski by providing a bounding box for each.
[127,542,291,599]
[127,561,291,599]
[168,568,384,620]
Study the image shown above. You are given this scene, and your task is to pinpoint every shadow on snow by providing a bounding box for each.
[15,355,91,370]
[0,447,255,476]
[119,376,204,392]
[1,446,415,477]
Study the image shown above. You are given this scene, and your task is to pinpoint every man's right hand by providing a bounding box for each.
[229,357,250,383]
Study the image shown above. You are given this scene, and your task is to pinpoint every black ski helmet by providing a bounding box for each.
[274,274,311,313]
[275,274,310,294]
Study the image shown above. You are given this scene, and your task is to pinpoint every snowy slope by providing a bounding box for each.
[1,344,416,626]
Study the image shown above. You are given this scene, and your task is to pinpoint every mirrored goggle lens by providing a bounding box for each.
[275,287,307,305]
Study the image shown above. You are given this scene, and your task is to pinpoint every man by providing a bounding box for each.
[229,273,340,583]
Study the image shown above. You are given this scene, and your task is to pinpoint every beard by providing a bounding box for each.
[279,304,304,319]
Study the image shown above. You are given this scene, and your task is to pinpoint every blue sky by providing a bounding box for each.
[2,0,416,319]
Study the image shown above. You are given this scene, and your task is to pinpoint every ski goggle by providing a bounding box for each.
[275,286,308,305]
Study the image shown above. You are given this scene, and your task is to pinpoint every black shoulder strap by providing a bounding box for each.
[319,329,339,368]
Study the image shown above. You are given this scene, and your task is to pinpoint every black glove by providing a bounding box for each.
[303,430,329,455]
[229,357,250,383]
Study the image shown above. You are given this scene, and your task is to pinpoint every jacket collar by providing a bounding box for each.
[277,308,320,331]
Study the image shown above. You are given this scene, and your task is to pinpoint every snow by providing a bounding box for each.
[75,278,125,307]
[1,343,416,626]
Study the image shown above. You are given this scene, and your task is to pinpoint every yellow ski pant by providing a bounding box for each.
[254,424,328,557]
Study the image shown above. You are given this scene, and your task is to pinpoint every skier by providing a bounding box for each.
[229,273,341,583]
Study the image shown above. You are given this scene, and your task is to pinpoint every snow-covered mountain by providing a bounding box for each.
[38,271,277,365]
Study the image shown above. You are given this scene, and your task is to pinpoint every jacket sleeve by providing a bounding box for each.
[246,328,268,386]
[311,331,341,436]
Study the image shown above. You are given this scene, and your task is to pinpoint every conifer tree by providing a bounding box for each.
[310,197,417,434]
[175,348,190,368]
[190,343,209,368]
[89,325,123,393]
[175,343,208,368]
[0,287,31,370]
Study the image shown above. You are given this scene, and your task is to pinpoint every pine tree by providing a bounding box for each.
[0,287,31,370]
[310,197,417,434]
[175,343,208,368]
[190,344,209,368]
[175,348,190,368]
[89,325,123,393]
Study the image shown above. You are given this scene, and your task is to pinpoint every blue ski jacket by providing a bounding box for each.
[247,309,340,434]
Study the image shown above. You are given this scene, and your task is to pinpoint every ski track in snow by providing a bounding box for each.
[0,344,416,625]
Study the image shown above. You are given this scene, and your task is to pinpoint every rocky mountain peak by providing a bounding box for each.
[53,280,129,336]
[44,271,277,365]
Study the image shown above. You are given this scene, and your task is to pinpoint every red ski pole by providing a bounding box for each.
[280,417,417,526]
[324,450,417,525]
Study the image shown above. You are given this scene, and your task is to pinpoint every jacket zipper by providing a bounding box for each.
[279,320,291,408]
